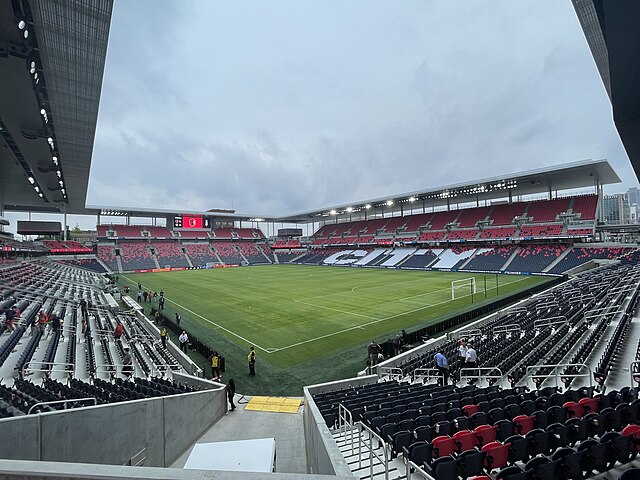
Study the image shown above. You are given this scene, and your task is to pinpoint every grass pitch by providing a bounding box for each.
[124,265,551,395]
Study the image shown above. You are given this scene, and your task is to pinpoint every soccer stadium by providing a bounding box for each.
[2,1,640,479]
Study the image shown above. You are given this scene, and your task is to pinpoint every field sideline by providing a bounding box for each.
[122,265,551,394]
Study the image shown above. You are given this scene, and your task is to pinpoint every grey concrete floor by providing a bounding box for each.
[171,394,307,474]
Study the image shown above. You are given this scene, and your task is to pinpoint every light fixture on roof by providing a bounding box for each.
[18,20,26,30]
[409,196,417,202]
[34,186,39,192]
[56,170,61,178]
[346,207,353,212]
[38,192,43,198]
[330,209,337,215]
[40,109,46,115]
[28,176,35,184]
[52,156,58,165]
[386,200,393,206]
[365,204,371,209]
[59,180,64,187]
[61,188,65,195]
[23,30,28,39]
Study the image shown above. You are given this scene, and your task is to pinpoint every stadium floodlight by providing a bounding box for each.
[56,170,61,177]
[386,200,393,206]
[27,176,34,184]
[330,209,337,215]
[40,109,46,116]
[365,204,371,209]
[38,192,43,198]
[23,30,28,39]
[61,188,65,195]
[346,207,353,212]
[52,156,58,165]
[34,186,39,192]
[18,20,26,30]
[59,180,64,187]
[409,196,416,202]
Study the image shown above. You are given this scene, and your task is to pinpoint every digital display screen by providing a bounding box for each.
[173,215,210,229]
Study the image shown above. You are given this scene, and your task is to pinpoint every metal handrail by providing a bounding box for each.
[28,397,97,415]
[493,324,521,336]
[534,316,567,330]
[525,363,592,389]
[413,368,443,385]
[459,366,503,388]
[630,361,640,386]
[454,329,481,340]
[358,421,389,480]
[378,366,403,381]
[405,458,436,480]
[338,404,355,456]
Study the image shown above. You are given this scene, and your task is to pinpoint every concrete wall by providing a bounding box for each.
[0,386,227,468]
[0,459,355,480]
[303,375,378,476]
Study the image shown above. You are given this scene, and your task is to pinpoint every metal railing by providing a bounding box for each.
[338,404,356,456]
[459,366,504,388]
[378,366,404,381]
[358,421,390,480]
[493,324,521,336]
[405,459,436,480]
[525,363,592,389]
[413,368,444,385]
[534,316,567,330]
[28,397,97,415]
[630,361,640,386]
[24,361,75,375]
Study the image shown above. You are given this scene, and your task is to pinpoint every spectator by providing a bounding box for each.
[153,291,158,301]
[159,296,165,311]
[143,291,148,302]
[434,352,449,386]
[38,310,48,333]
[465,342,478,384]
[3,307,16,332]
[122,348,133,377]
[175,312,181,326]
[154,310,160,324]
[367,341,381,366]
[137,290,143,302]
[114,322,123,340]
[179,331,188,353]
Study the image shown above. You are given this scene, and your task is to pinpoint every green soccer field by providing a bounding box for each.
[122,265,551,395]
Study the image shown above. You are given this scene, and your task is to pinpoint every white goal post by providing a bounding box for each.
[452,277,476,300]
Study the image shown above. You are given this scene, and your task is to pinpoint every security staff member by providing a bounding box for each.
[434,352,449,386]
[248,346,256,376]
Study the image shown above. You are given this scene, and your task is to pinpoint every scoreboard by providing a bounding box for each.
[173,215,210,229]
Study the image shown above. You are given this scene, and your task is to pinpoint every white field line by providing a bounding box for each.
[123,274,271,354]
[271,275,531,353]
[127,273,530,355]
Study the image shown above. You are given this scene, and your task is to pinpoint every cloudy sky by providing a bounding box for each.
[11,0,640,231]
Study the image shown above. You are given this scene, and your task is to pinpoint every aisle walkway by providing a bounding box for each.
[171,393,307,473]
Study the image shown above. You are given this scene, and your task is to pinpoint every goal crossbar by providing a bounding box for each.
[451,277,476,300]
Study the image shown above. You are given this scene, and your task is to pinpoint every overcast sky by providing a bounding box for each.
[8,0,640,232]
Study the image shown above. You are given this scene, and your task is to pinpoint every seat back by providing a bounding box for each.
[482,441,510,471]
[432,435,456,458]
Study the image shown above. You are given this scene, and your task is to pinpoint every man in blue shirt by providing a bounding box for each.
[434,352,450,386]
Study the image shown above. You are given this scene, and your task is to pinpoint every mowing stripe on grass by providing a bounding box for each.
[122,274,271,354]
[293,299,379,320]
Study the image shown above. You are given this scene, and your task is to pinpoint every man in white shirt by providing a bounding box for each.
[179,331,189,353]
[465,342,478,384]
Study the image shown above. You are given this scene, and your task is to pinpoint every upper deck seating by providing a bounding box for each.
[518,224,563,238]
[571,194,598,220]
[144,227,172,238]
[478,226,518,239]
[456,207,491,228]
[526,197,571,223]
[487,202,527,226]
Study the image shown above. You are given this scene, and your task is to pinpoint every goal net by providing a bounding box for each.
[451,277,476,300]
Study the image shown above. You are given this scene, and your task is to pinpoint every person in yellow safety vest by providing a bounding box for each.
[248,346,256,376]
[160,327,167,348]
[210,351,221,381]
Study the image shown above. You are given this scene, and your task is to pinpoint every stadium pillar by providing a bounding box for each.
[63,211,67,240]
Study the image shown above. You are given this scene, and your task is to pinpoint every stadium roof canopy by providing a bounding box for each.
[573,0,640,181]
[274,159,620,224]
[0,0,113,213]
[82,159,619,225]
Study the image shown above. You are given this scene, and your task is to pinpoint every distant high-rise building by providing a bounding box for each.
[628,187,640,207]
[602,193,628,224]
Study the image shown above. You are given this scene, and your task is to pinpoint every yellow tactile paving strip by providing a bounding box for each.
[244,396,302,414]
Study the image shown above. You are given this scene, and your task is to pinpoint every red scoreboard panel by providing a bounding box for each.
[173,215,210,229]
